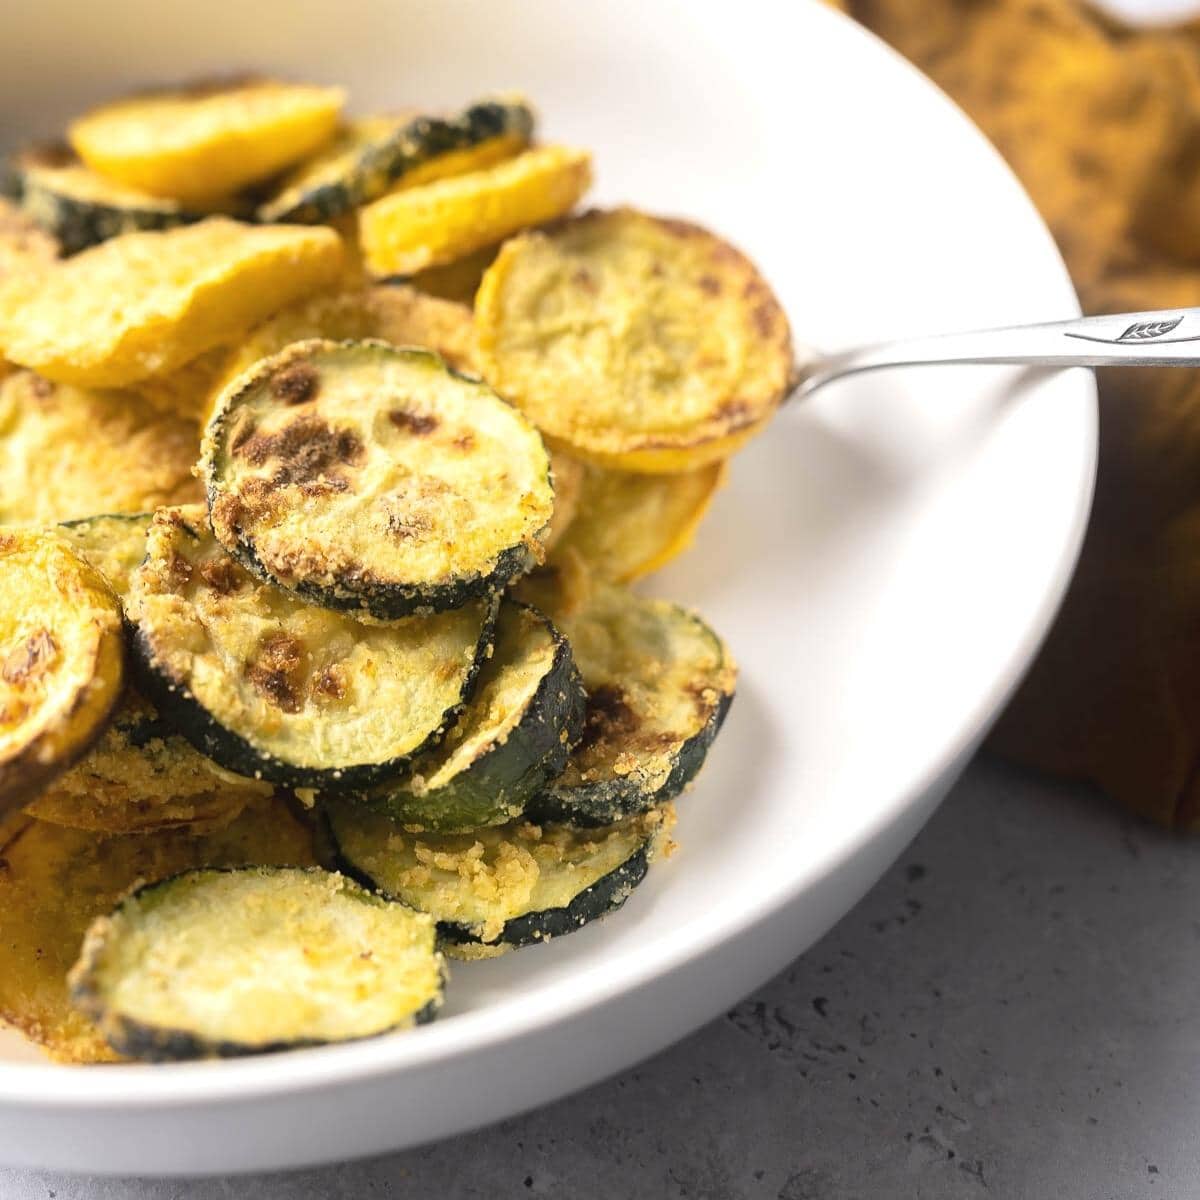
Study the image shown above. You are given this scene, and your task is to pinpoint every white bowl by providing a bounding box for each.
[0,0,1095,1175]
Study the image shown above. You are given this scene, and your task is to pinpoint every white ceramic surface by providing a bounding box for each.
[0,0,1095,1176]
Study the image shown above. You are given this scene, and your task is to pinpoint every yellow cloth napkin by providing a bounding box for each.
[828,0,1200,828]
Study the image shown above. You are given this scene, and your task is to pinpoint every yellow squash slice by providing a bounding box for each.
[204,284,478,425]
[0,799,317,1063]
[0,531,124,810]
[475,207,793,472]
[358,144,592,276]
[0,218,343,387]
[0,370,201,524]
[553,460,727,581]
[68,79,344,202]
[0,197,59,282]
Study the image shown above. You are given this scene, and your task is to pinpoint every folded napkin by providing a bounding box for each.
[829,0,1200,828]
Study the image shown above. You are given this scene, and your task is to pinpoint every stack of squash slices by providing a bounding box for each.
[0,77,792,1064]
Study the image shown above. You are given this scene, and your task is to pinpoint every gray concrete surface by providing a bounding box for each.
[4,755,1198,1199]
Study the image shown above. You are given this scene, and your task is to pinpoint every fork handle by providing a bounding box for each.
[794,307,1200,400]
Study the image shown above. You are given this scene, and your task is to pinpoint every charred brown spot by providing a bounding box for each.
[198,556,242,595]
[388,409,439,436]
[577,684,640,754]
[28,375,55,400]
[248,632,306,714]
[229,416,258,456]
[752,303,777,339]
[385,509,432,540]
[0,534,15,554]
[312,666,346,701]
[452,433,475,452]
[165,551,194,591]
[714,399,753,425]
[236,416,364,489]
[2,629,57,685]
[271,363,320,406]
[571,267,599,293]
[698,274,721,296]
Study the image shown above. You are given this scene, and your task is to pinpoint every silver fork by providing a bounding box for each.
[793,307,1200,401]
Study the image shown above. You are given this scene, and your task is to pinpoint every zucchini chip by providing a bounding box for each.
[0,800,317,1063]
[328,800,675,953]
[68,79,345,202]
[517,571,736,826]
[0,218,343,388]
[203,284,478,425]
[358,144,592,276]
[11,143,237,255]
[24,690,271,835]
[38,514,272,835]
[553,460,727,582]
[475,208,793,472]
[0,531,124,811]
[0,196,59,281]
[541,449,585,553]
[350,601,585,832]
[69,867,443,1060]
[0,371,201,525]
[128,505,498,789]
[203,339,552,618]
[257,97,533,224]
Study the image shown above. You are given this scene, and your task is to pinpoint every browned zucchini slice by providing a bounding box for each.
[257,97,533,224]
[0,218,344,388]
[328,800,675,953]
[203,284,478,425]
[516,570,736,826]
[475,207,793,472]
[358,145,592,276]
[0,371,201,525]
[69,866,443,1060]
[11,143,238,254]
[553,460,727,581]
[348,601,584,832]
[0,531,124,812]
[68,79,345,201]
[0,799,317,1062]
[127,505,498,789]
[202,340,552,618]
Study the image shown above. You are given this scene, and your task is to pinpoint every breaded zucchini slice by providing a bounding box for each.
[0,218,343,388]
[553,460,727,581]
[541,448,585,553]
[128,506,498,789]
[349,601,584,832]
[328,800,675,953]
[203,284,478,425]
[0,799,317,1063]
[0,196,59,281]
[68,79,344,202]
[257,97,533,224]
[11,143,240,255]
[203,340,553,618]
[0,531,124,811]
[516,570,736,826]
[24,690,271,835]
[69,866,443,1060]
[0,371,201,525]
[358,144,592,276]
[475,208,793,472]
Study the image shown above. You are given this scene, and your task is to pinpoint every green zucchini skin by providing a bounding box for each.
[12,145,209,254]
[351,602,586,832]
[256,98,535,225]
[437,847,649,950]
[69,866,444,1061]
[527,688,733,827]
[130,592,498,792]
